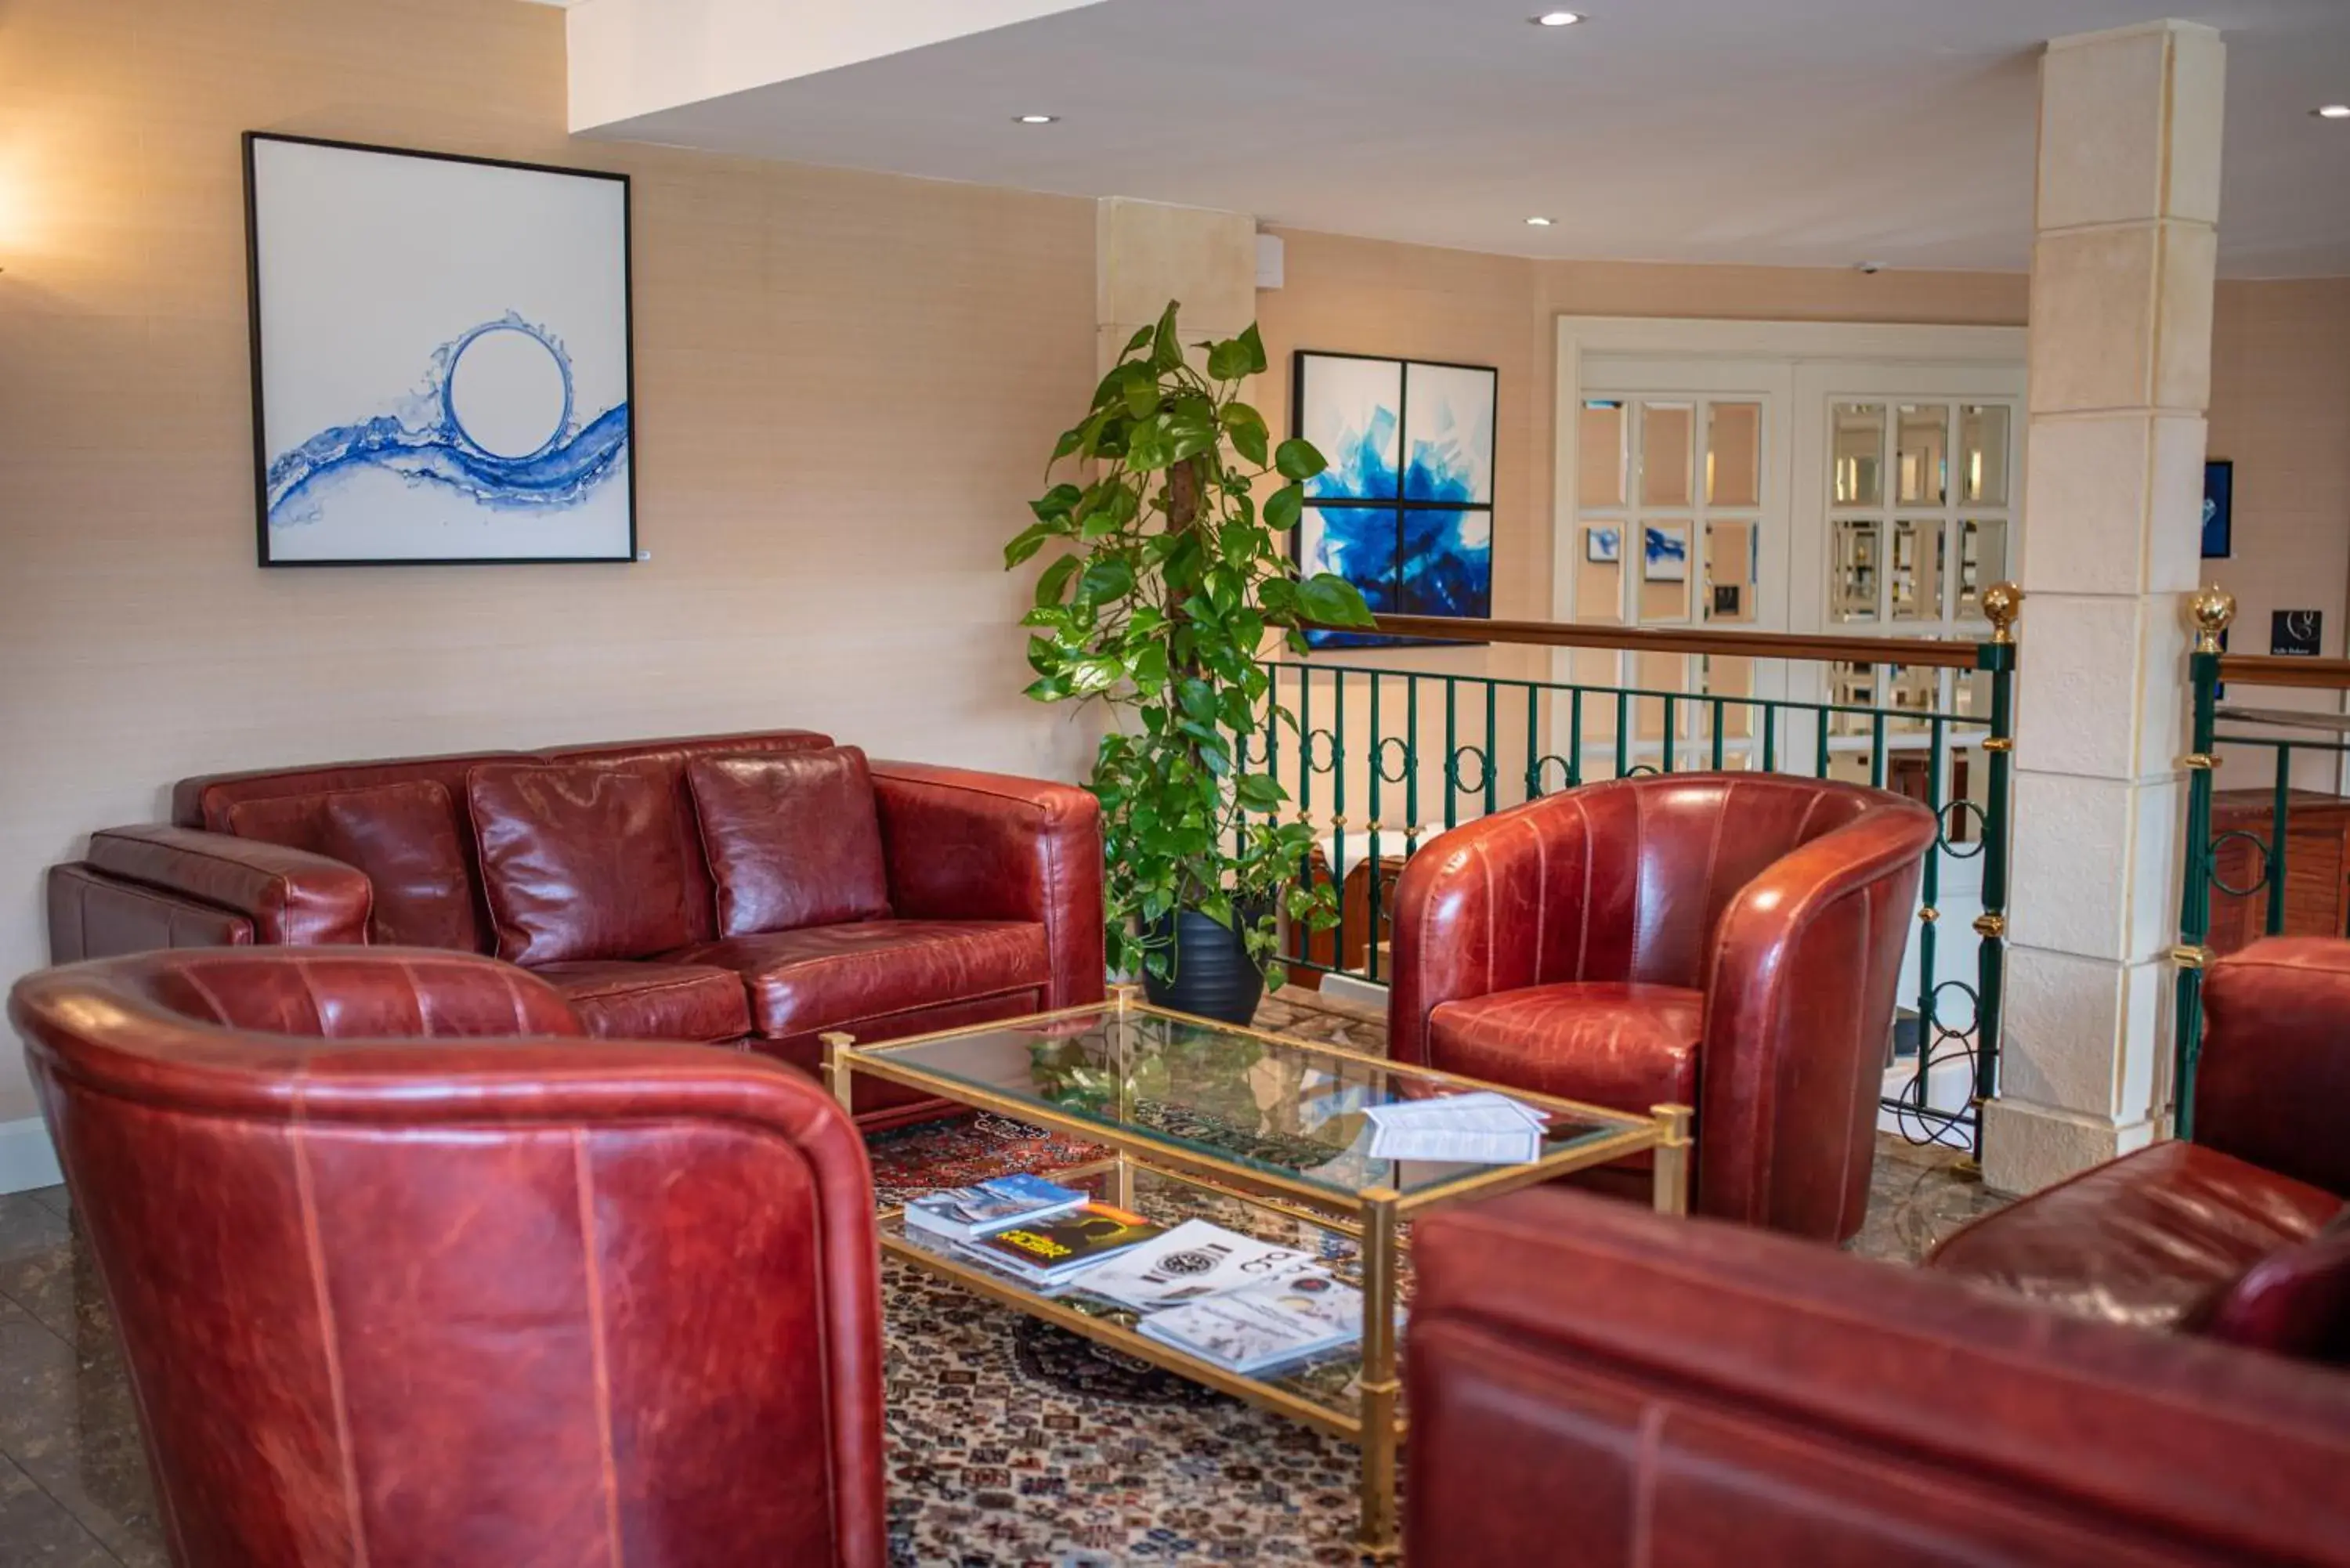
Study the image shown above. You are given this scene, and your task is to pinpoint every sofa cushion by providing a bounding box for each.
[664,919,1049,1040]
[1926,1140,2343,1332]
[220,779,483,952]
[686,748,891,938]
[310,781,480,951]
[468,760,702,966]
[530,959,751,1044]
[2187,1208,2350,1363]
[1427,981,1703,1115]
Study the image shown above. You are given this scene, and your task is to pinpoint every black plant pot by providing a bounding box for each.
[1141,905,1266,1024]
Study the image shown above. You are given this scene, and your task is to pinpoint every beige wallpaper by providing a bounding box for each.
[0,0,1101,1123]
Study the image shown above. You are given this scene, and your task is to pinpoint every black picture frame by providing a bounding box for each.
[2201,458,2232,560]
[244,132,638,568]
[1288,350,1497,652]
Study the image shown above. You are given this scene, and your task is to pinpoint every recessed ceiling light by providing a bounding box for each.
[1015,114,1059,125]
[2316,104,2350,119]
[1525,215,1554,226]
[1531,11,1585,24]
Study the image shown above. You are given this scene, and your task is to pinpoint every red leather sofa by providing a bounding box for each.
[1405,1186,2350,1568]
[9,946,887,1568]
[45,729,1105,1130]
[1389,773,1938,1241]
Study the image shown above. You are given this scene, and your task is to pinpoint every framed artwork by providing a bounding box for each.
[1643,525,1690,581]
[2201,459,2232,559]
[1291,351,1495,649]
[244,133,635,566]
[1585,526,1621,564]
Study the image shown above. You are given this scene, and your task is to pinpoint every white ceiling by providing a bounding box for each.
[583,0,2350,278]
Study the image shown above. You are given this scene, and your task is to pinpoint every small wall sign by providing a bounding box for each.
[2270,609,2323,657]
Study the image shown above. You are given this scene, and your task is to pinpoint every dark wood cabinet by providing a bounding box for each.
[2207,787,2350,956]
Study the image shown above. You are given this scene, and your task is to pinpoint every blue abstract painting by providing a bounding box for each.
[247,135,635,564]
[1300,508,1402,649]
[1292,353,1495,647]
[1298,356,1402,501]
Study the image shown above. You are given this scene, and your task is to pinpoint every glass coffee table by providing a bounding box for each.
[823,986,1690,1557]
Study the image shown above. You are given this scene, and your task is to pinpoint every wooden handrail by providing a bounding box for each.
[2215,655,2350,692]
[1330,612,1994,670]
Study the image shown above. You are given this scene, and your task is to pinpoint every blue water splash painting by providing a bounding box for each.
[266,313,629,529]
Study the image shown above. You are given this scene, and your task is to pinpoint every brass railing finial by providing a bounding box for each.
[1981,581,2023,645]
[2189,583,2236,656]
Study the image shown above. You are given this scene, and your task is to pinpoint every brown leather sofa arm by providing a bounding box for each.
[81,826,372,947]
[869,763,1106,1009]
[1408,1187,2350,1568]
[2199,937,2350,1195]
[48,864,258,962]
[1698,800,1936,1234]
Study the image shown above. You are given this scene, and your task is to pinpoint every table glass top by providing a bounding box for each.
[848,999,1645,1202]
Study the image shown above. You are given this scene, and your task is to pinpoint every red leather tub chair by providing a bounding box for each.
[1389,773,1938,1241]
[9,947,886,1568]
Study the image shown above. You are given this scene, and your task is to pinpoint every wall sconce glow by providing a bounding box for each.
[1525,215,1554,226]
[1531,11,1585,24]
[2316,104,2350,120]
[1014,114,1059,125]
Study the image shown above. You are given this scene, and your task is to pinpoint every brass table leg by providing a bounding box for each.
[821,1031,857,1115]
[1651,1103,1693,1216]
[1355,1187,1402,1559]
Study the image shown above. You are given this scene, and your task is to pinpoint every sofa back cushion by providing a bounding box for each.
[184,751,515,954]
[221,779,483,952]
[541,730,834,945]
[2190,1208,2350,1365]
[686,748,892,937]
[467,760,702,966]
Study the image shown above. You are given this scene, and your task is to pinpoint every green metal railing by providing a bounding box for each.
[2172,587,2350,1137]
[1252,598,2021,1158]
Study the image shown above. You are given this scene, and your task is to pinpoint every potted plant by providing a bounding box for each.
[1004,301,1377,1022]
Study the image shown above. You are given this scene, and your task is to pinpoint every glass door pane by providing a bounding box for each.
[1641,403,1694,508]
[1889,519,1944,621]
[1579,400,1625,508]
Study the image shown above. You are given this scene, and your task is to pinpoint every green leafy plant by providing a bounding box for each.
[1005,300,1377,987]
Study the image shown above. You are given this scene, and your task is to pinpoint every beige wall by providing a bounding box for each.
[2204,278,2350,663]
[0,0,1101,1125]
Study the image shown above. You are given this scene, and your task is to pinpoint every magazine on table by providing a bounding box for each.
[1361,1089,1549,1165]
[904,1174,1090,1243]
[957,1202,1166,1285]
[1072,1219,1330,1310]
[1137,1274,1376,1374]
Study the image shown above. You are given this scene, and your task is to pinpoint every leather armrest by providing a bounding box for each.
[868,763,1105,1008]
[1386,815,1560,1065]
[47,864,257,961]
[1698,799,1936,1234]
[2199,937,2350,1194]
[84,826,372,946]
[1407,1187,2350,1568]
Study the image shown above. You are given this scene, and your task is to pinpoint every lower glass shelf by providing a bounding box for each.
[880,1160,1412,1440]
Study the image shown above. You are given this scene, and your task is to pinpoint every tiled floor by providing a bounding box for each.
[0,992,2008,1567]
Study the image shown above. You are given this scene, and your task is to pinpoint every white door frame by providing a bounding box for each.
[1553,316,2028,640]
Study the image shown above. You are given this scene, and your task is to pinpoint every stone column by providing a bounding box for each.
[1095,197,1257,373]
[1987,21,2225,1193]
